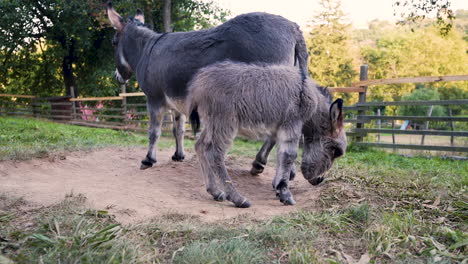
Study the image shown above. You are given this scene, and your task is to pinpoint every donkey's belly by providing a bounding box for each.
[165,95,189,115]
[238,124,276,141]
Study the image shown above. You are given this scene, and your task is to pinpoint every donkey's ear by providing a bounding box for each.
[106,1,124,32]
[329,98,344,133]
[135,9,145,24]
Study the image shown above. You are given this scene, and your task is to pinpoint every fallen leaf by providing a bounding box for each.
[341,252,355,263]
[422,204,438,209]
[432,195,441,206]
[356,253,370,264]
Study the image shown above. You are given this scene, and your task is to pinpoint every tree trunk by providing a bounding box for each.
[163,0,172,32]
[144,4,154,30]
[61,39,78,97]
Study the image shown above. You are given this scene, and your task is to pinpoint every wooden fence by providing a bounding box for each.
[1,66,467,153]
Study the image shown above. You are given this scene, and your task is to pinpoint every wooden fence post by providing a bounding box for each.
[355,64,368,143]
[421,105,434,145]
[377,108,381,142]
[70,86,77,120]
[449,109,454,146]
[121,84,127,123]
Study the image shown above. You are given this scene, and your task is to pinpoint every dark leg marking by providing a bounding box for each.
[250,160,265,175]
[276,179,296,205]
[250,137,276,175]
[141,154,156,169]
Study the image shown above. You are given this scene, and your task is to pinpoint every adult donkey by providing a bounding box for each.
[106,2,308,171]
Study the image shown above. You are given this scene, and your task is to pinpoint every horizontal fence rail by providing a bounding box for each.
[356,99,468,106]
[358,116,468,122]
[352,74,468,87]
[355,143,468,152]
[354,128,468,137]
[1,70,467,154]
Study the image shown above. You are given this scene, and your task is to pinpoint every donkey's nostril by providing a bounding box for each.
[308,176,324,185]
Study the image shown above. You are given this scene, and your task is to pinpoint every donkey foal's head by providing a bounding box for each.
[301,98,347,185]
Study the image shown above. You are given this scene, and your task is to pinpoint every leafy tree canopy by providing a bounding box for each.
[0,0,228,97]
[394,0,455,35]
[398,87,446,117]
[306,0,358,104]
[358,23,468,103]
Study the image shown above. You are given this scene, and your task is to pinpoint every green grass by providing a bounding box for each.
[0,117,266,161]
[1,116,467,263]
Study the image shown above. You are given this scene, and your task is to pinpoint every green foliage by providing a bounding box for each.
[173,239,267,264]
[359,24,468,103]
[306,0,358,104]
[0,0,229,98]
[0,117,149,160]
[394,0,455,35]
[398,87,446,117]
[1,195,140,263]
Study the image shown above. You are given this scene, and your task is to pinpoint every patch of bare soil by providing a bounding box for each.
[0,147,352,223]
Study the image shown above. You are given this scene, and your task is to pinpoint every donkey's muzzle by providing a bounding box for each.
[308,176,324,185]
[114,69,129,84]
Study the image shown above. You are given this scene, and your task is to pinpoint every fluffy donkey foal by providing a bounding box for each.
[188,62,347,208]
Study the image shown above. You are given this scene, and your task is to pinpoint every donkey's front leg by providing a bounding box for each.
[251,136,297,181]
[141,100,165,169]
[272,130,300,205]
[172,111,186,161]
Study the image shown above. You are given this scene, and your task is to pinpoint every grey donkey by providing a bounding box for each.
[188,61,347,208]
[106,2,308,172]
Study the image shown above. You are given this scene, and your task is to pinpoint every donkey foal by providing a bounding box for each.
[189,62,347,208]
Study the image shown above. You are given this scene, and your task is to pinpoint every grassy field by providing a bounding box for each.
[1,117,467,263]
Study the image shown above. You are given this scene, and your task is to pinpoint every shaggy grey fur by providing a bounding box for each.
[188,62,347,207]
[106,3,308,170]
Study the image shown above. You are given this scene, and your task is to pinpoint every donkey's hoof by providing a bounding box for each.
[235,199,252,208]
[140,160,154,170]
[250,161,264,175]
[171,153,185,162]
[214,192,226,202]
[308,176,324,186]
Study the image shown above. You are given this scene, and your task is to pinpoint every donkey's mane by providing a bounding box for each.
[316,85,332,103]
[126,19,157,39]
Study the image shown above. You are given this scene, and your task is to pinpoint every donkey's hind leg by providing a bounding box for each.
[250,137,275,175]
[171,111,186,162]
[199,125,251,208]
[251,136,297,181]
[141,98,164,169]
[209,144,251,208]
[195,132,226,201]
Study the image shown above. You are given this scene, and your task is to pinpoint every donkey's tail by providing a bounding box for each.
[189,105,201,136]
[294,26,309,81]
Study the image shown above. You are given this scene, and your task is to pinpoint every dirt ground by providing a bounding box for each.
[0,147,350,224]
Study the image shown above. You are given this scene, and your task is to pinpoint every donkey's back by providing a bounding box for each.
[188,61,319,139]
[148,12,307,99]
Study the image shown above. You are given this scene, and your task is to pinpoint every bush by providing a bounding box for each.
[398,88,446,117]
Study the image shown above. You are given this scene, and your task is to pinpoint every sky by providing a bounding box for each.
[212,0,468,29]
